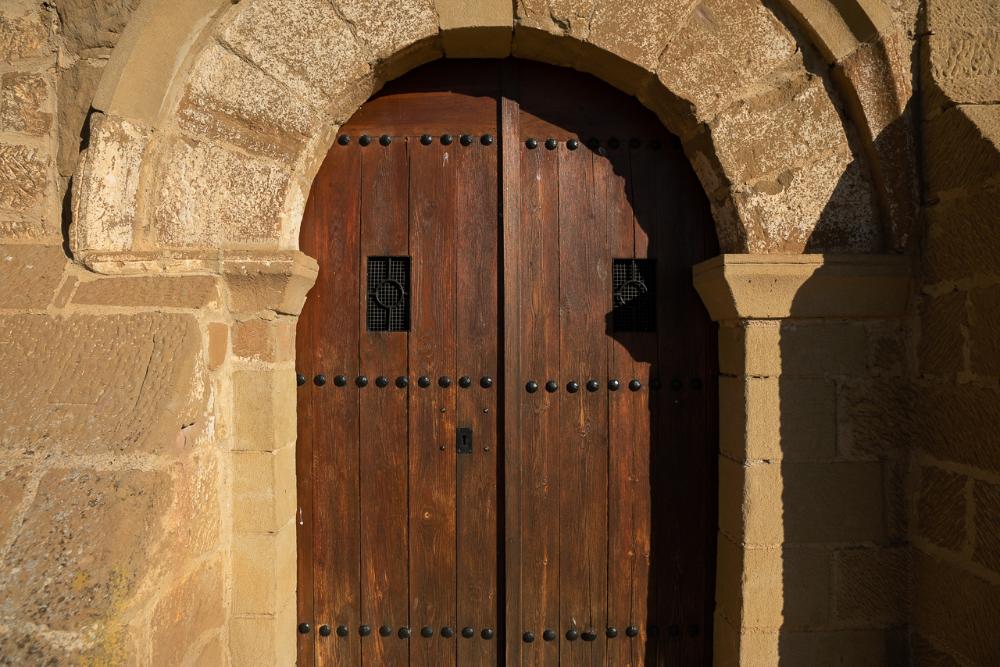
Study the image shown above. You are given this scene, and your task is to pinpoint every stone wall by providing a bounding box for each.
[909,0,1000,664]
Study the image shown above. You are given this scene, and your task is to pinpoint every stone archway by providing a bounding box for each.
[67,1,916,664]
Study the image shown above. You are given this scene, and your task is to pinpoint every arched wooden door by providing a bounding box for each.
[296,59,718,667]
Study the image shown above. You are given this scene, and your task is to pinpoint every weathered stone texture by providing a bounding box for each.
[924,185,1000,284]
[973,480,1000,574]
[916,466,967,551]
[923,105,1000,196]
[335,0,438,62]
[587,0,691,71]
[0,72,50,136]
[838,379,915,457]
[72,275,220,309]
[150,137,289,248]
[833,547,907,626]
[0,468,171,631]
[56,59,104,176]
[0,313,205,456]
[782,462,885,544]
[232,318,295,362]
[926,29,1000,106]
[222,0,371,111]
[0,142,47,213]
[0,244,66,309]
[149,557,225,666]
[918,291,967,376]
[0,467,29,547]
[968,286,1000,377]
[657,0,798,123]
[777,629,894,666]
[914,384,1000,473]
[0,3,48,63]
[72,114,149,252]
[52,0,141,53]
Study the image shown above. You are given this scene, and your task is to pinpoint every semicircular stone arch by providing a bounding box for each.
[72,0,915,266]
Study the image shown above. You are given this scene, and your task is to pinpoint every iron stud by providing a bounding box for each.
[441,627,455,638]
[379,134,391,146]
[460,134,473,146]
[441,134,453,145]
[608,379,620,391]
[438,376,452,388]
[481,628,494,640]
[314,374,326,386]
[629,379,642,392]
[671,378,683,390]
[337,625,349,637]
[650,378,662,390]
[567,138,579,150]
[629,137,641,149]
[462,627,475,638]
[543,629,557,641]
[420,626,434,638]
[688,624,700,637]
[396,376,409,388]
[398,627,411,639]
[334,374,348,387]
[567,381,580,393]
[380,625,393,637]
[545,380,558,393]
[297,373,306,386]
[691,377,703,389]
[359,134,371,146]
[420,134,433,145]
[525,380,539,394]
[588,137,600,150]
[566,629,579,641]
[586,379,600,392]
[298,623,311,634]
[523,631,535,643]
[626,625,639,638]
[459,376,472,388]
[606,627,618,638]
[545,138,558,150]
[609,137,620,149]
[582,631,597,642]
[650,139,662,150]
[526,138,538,149]
[359,625,372,637]
[418,376,431,388]
[481,134,494,145]
[668,624,680,637]
[337,135,350,145]
[356,375,369,388]
[480,376,493,388]
[375,376,389,388]
[649,625,661,637]
[319,624,331,637]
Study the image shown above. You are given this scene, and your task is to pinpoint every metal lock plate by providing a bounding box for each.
[456,427,473,454]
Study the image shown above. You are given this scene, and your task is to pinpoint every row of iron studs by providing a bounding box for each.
[335,133,665,151]
[298,623,666,641]
[298,374,702,392]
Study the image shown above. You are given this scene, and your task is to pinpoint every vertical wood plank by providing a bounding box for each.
[518,143,562,667]
[558,144,609,667]
[454,140,501,666]
[408,139,458,667]
[358,139,410,666]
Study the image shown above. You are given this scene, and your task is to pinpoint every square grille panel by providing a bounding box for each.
[612,258,656,332]
[366,256,411,332]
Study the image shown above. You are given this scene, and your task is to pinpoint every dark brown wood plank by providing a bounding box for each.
[557,144,609,667]
[358,139,410,666]
[308,143,362,667]
[454,140,500,666]
[517,142,561,667]
[408,138,458,667]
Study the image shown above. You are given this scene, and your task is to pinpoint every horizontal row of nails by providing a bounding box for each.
[335,134,668,151]
[299,374,493,388]
[300,623,693,640]
[338,134,494,147]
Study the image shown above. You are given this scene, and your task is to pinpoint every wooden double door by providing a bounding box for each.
[296,60,718,667]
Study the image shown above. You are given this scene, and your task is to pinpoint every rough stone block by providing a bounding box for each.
[231,595,298,666]
[913,551,1000,665]
[973,480,1000,574]
[0,72,50,135]
[0,467,28,547]
[718,321,781,377]
[207,321,228,370]
[0,243,66,308]
[916,465,967,552]
[438,0,512,57]
[0,141,47,214]
[914,383,1000,473]
[150,136,289,248]
[0,627,77,665]
[969,286,1000,377]
[72,275,221,308]
[923,105,1000,196]
[924,184,1000,284]
[51,0,141,52]
[222,0,370,111]
[782,461,886,544]
[777,629,891,666]
[232,317,296,362]
[0,468,172,631]
[586,0,689,72]
[233,521,296,615]
[656,0,798,123]
[223,252,319,315]
[233,369,297,451]
[918,290,967,376]
[0,3,48,62]
[926,29,1000,106]
[837,378,916,457]
[150,557,225,666]
[910,633,964,667]
[712,72,847,186]
[719,458,785,546]
[832,547,907,626]
[732,148,882,254]
[177,42,317,159]
[56,58,104,176]
[0,313,205,456]
[72,113,150,252]
[336,0,438,64]
[233,444,297,532]
[777,321,871,378]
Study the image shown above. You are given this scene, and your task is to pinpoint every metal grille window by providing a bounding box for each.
[612,259,656,332]
[366,256,411,332]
